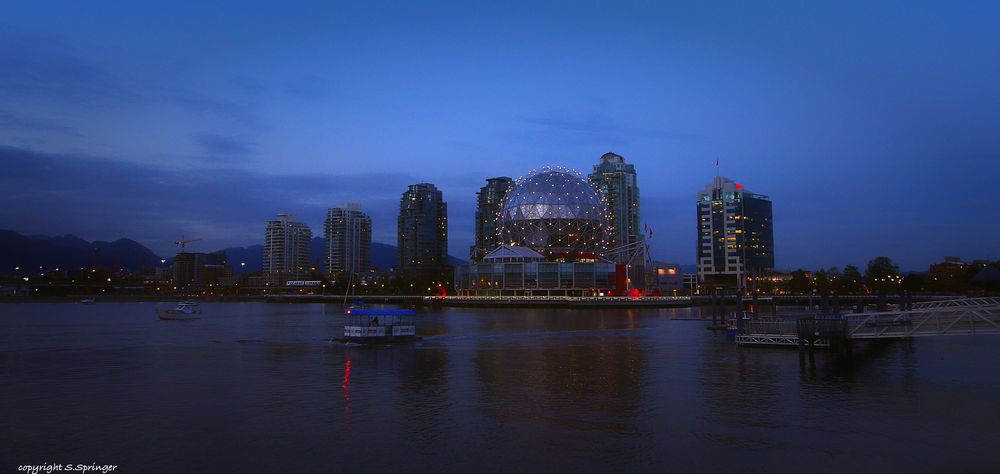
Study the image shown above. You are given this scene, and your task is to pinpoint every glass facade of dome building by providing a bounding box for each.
[497,167,609,258]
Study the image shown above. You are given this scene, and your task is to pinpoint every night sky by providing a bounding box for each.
[2,1,998,271]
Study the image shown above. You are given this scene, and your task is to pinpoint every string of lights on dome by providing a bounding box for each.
[497,166,611,256]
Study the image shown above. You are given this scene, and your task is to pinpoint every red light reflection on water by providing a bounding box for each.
[342,358,352,401]
[342,357,353,433]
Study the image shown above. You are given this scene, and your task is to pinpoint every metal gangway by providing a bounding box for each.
[843,297,1000,340]
[736,297,1000,347]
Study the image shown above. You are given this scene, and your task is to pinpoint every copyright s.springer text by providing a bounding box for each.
[18,463,118,474]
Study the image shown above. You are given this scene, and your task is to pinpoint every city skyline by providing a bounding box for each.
[2,2,999,270]
[1,151,995,272]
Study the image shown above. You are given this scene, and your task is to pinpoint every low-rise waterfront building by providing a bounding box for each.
[652,261,684,294]
[455,245,620,296]
[173,252,230,289]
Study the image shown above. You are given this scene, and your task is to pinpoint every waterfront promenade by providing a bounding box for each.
[0,292,973,308]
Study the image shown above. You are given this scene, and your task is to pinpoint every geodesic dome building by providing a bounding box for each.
[498,167,609,257]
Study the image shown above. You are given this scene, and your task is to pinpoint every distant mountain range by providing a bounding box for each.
[1,230,465,275]
[218,237,466,273]
[0,229,163,274]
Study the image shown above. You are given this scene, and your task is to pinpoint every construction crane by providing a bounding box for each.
[174,236,203,253]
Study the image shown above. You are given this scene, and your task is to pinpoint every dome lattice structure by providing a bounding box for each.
[498,167,609,256]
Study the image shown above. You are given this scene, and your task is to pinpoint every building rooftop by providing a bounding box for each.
[482,245,546,262]
[697,176,770,200]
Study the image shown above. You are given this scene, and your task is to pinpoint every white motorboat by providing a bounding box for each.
[159,302,201,320]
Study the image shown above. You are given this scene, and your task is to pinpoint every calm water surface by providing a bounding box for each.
[2,302,998,472]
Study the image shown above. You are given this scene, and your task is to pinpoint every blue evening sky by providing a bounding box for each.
[2,1,998,270]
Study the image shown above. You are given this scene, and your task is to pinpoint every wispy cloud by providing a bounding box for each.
[0,111,79,136]
[194,133,254,156]
[169,92,265,129]
[0,30,138,107]
[283,74,333,100]
[523,111,623,134]
[0,26,267,132]
[0,145,453,256]
[508,107,707,148]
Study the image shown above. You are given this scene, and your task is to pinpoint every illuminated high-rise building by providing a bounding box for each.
[398,183,449,282]
[471,177,514,262]
[589,152,641,263]
[696,177,774,290]
[264,214,312,285]
[324,204,371,277]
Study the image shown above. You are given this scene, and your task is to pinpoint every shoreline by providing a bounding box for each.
[0,293,976,308]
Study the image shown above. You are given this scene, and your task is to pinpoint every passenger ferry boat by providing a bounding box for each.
[159,301,201,320]
[335,307,417,344]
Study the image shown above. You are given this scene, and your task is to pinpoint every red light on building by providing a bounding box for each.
[735,183,743,190]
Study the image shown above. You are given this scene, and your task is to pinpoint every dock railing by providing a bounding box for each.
[742,319,798,336]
